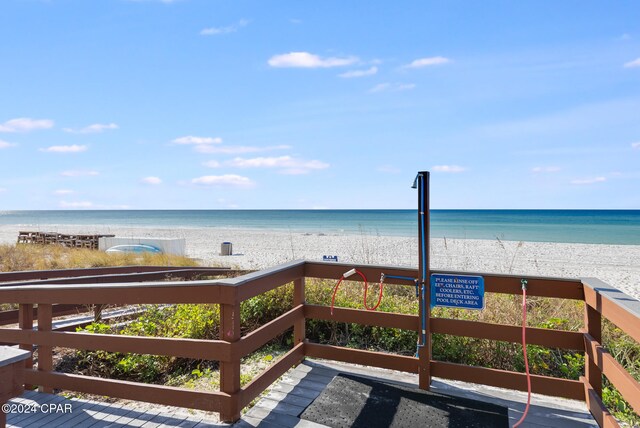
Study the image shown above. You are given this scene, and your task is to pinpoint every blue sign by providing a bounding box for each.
[323,255,339,262]
[430,274,485,310]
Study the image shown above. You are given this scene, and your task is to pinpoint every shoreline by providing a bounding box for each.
[1,223,639,300]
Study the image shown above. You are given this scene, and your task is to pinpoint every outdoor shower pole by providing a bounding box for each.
[417,171,431,390]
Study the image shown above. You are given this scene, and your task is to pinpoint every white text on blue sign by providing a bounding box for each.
[430,274,485,310]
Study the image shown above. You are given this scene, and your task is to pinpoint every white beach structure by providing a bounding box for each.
[98,237,186,256]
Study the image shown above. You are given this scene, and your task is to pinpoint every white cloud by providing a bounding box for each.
[632,142,640,150]
[0,187,6,193]
[339,66,378,78]
[60,170,99,177]
[0,117,54,133]
[570,176,606,185]
[63,123,118,134]
[268,52,358,68]
[0,140,16,149]
[59,201,94,209]
[53,189,75,195]
[191,174,255,187]
[172,136,222,145]
[623,58,640,68]
[403,56,450,69]
[195,144,291,154]
[201,19,249,36]
[203,160,221,168]
[227,155,329,174]
[227,156,291,167]
[40,145,88,153]
[369,82,416,93]
[290,18,302,25]
[531,166,561,173]
[432,165,466,173]
[141,176,162,185]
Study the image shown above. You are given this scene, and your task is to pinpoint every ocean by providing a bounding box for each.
[1,210,639,245]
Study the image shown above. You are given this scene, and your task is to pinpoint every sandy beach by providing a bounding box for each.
[1,224,639,300]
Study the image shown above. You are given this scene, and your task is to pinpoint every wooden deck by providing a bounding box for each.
[2,262,638,426]
[6,359,598,428]
[239,359,598,428]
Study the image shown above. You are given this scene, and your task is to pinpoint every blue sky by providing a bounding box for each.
[0,0,639,210]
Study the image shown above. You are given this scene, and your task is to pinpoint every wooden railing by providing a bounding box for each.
[0,260,638,426]
[0,266,238,329]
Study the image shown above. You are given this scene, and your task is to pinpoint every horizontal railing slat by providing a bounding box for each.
[234,261,305,302]
[475,273,583,300]
[235,305,303,359]
[240,342,305,408]
[431,361,585,400]
[24,369,228,412]
[0,266,231,283]
[304,261,584,299]
[584,333,640,413]
[581,376,620,428]
[305,305,419,331]
[431,318,585,350]
[0,329,231,361]
[304,262,420,286]
[305,342,418,374]
[3,268,237,287]
[0,283,228,304]
[0,304,88,326]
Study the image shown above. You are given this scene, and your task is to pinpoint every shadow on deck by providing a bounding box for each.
[7,359,596,428]
[238,359,597,428]
[6,389,221,428]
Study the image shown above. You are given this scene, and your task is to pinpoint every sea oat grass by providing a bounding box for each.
[0,243,197,271]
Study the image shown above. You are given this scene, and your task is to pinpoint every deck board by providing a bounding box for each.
[6,358,598,428]
[5,392,225,428]
[240,359,599,428]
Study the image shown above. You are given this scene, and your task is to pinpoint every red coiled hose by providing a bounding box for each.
[331,269,383,315]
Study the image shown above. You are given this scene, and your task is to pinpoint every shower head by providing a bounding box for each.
[411,174,420,189]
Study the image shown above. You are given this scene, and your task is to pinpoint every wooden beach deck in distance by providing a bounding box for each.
[17,231,116,250]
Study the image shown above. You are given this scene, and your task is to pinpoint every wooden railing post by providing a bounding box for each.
[18,304,33,390]
[37,304,53,393]
[294,278,306,346]
[220,302,241,422]
[584,302,602,397]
